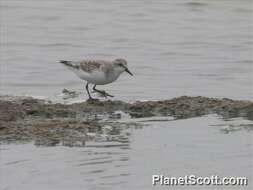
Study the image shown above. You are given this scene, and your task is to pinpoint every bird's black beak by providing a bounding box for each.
[125,68,133,76]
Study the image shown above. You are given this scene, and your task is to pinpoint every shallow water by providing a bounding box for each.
[0,0,252,101]
[1,115,253,190]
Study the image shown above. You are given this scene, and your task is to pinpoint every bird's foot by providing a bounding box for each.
[87,98,99,103]
[101,91,114,98]
[93,90,114,98]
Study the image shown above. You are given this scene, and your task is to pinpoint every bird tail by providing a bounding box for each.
[59,60,79,69]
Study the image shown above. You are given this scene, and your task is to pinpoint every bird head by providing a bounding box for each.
[112,58,133,76]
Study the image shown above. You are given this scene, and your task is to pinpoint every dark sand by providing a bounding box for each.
[0,95,252,145]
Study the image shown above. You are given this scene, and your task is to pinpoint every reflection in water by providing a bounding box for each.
[1,115,253,190]
[32,110,134,148]
[219,124,253,134]
[210,117,253,134]
[34,119,133,148]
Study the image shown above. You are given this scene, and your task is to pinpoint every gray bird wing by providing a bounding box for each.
[79,60,112,74]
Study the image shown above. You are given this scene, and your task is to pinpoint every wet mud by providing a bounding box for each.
[0,95,252,145]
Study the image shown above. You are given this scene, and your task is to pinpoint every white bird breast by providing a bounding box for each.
[76,69,120,85]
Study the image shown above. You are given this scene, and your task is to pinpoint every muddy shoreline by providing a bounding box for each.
[0,95,252,145]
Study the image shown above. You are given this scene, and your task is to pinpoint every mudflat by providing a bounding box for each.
[1,95,252,145]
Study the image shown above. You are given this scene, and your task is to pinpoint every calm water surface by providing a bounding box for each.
[1,115,253,190]
[0,0,252,101]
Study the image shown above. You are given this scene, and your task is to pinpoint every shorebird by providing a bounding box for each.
[60,58,133,101]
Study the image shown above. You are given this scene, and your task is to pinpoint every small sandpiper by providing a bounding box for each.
[60,58,133,101]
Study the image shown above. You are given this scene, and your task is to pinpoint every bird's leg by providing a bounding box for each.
[85,82,92,99]
[85,82,98,101]
[92,85,114,98]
